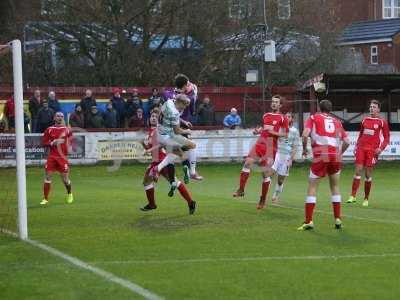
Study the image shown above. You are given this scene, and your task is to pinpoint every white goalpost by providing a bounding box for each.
[1,40,28,239]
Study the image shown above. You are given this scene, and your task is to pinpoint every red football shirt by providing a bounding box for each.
[305,113,348,158]
[147,127,166,163]
[258,113,289,148]
[356,116,390,151]
[42,126,72,158]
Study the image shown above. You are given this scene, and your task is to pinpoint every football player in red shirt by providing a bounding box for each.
[347,99,390,207]
[298,100,350,230]
[41,112,74,205]
[140,110,196,215]
[232,95,289,210]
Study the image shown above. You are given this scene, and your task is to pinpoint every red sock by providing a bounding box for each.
[239,170,250,191]
[351,176,361,197]
[305,203,315,223]
[144,185,156,207]
[260,178,270,202]
[332,202,341,219]
[43,181,51,200]
[364,179,372,200]
[178,182,193,204]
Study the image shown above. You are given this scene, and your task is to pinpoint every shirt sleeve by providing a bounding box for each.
[356,119,364,145]
[223,115,230,126]
[380,120,390,150]
[304,116,314,130]
[339,123,348,141]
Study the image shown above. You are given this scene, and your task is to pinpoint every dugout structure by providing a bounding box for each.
[301,73,400,131]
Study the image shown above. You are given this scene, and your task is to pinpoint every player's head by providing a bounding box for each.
[369,99,380,116]
[34,89,41,98]
[42,99,49,109]
[174,94,190,112]
[149,111,159,127]
[174,74,190,91]
[48,91,56,100]
[54,112,64,125]
[319,99,332,113]
[270,95,282,112]
[285,112,294,126]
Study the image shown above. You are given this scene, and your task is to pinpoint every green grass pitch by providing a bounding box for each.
[1,162,400,299]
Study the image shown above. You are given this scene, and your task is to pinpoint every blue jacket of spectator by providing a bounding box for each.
[223,113,241,127]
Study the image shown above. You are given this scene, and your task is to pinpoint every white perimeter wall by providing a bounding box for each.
[1,129,400,167]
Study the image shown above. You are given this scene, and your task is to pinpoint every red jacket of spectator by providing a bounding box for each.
[4,96,15,118]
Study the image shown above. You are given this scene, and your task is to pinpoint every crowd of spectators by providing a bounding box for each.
[1,88,229,133]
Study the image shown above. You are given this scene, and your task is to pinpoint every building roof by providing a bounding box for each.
[338,18,400,45]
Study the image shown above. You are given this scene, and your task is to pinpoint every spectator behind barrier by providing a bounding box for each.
[103,101,118,128]
[196,96,215,126]
[69,103,85,128]
[148,87,162,114]
[128,108,145,128]
[80,89,96,127]
[86,105,104,129]
[47,91,61,113]
[110,88,126,128]
[223,107,241,129]
[24,109,30,133]
[29,89,41,132]
[4,95,15,129]
[37,100,55,133]
[125,89,142,124]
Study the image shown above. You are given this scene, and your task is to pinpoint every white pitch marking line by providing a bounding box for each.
[237,200,400,225]
[1,229,164,300]
[95,253,400,265]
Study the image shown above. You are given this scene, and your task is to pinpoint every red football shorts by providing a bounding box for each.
[144,161,169,178]
[45,156,69,173]
[247,142,276,167]
[310,157,341,178]
[355,147,378,167]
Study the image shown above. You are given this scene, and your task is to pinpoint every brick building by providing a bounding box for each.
[334,0,400,72]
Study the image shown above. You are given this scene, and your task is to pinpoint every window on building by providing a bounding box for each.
[370,46,378,64]
[229,0,251,19]
[383,0,400,18]
[278,0,291,20]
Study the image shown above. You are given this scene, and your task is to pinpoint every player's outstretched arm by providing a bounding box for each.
[302,128,311,157]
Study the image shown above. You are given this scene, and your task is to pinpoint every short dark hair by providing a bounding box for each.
[174,74,189,89]
[151,107,160,115]
[370,99,381,108]
[319,99,332,113]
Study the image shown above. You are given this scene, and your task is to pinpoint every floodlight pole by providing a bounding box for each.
[11,40,28,240]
